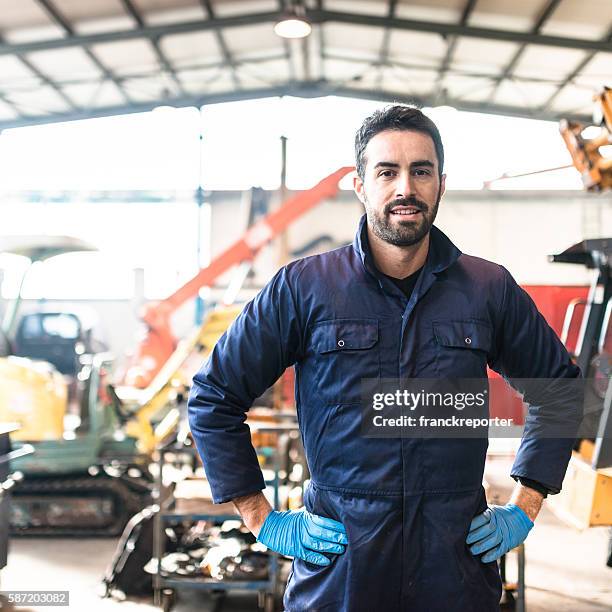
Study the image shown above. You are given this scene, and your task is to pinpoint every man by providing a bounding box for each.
[188,105,581,611]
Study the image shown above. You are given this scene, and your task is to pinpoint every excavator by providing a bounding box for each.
[0,236,184,535]
[0,167,351,535]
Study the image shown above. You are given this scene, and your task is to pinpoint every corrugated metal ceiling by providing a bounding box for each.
[0,0,610,129]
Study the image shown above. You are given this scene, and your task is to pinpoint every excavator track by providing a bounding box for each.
[10,475,149,537]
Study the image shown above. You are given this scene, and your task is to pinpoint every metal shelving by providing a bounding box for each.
[153,422,300,612]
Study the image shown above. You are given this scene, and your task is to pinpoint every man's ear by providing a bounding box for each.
[439,173,446,199]
[353,173,366,205]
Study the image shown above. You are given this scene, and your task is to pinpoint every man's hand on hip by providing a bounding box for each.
[257,508,348,566]
[232,491,348,566]
[466,503,534,563]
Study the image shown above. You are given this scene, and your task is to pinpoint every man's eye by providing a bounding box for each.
[413,169,431,176]
[379,170,395,177]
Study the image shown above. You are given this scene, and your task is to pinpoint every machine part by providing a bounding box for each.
[161,588,176,612]
[551,239,611,383]
[102,504,158,597]
[0,235,97,338]
[160,553,194,576]
[549,240,612,553]
[593,376,612,470]
[591,353,611,400]
[552,238,612,470]
[0,328,11,357]
[217,550,270,581]
[12,311,107,377]
[0,356,67,442]
[560,87,612,192]
[10,475,148,537]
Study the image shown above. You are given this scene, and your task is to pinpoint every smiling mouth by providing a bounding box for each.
[390,207,422,217]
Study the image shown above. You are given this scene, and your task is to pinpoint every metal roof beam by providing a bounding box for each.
[34,0,132,104]
[376,0,398,87]
[301,35,311,81]
[0,82,590,132]
[487,0,563,101]
[540,24,612,113]
[199,0,241,89]
[119,0,187,97]
[324,52,568,85]
[434,0,478,103]
[1,9,611,56]
[311,9,612,52]
[316,0,326,82]
[0,32,78,111]
[278,1,297,82]
[1,53,289,94]
[0,91,25,118]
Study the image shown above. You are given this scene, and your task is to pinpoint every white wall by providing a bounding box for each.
[434,190,612,285]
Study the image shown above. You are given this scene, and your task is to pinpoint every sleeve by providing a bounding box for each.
[515,476,549,498]
[489,266,583,494]
[187,265,303,503]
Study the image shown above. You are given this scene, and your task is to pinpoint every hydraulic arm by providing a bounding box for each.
[123,167,353,388]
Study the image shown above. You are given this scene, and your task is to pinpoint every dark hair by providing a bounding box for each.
[354,105,444,180]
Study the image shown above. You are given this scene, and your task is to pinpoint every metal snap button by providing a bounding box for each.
[465,337,472,345]
[337,339,345,347]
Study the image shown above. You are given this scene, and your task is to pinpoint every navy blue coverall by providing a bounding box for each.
[188,214,581,611]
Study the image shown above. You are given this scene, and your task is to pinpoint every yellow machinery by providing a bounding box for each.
[560,87,612,191]
[0,236,98,442]
[1,303,239,536]
[114,306,241,456]
[0,357,66,441]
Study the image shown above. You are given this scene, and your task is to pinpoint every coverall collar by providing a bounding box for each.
[352,213,462,281]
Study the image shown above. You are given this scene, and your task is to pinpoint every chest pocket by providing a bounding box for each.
[308,318,380,404]
[433,320,492,377]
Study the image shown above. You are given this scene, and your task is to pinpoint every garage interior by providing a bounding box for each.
[0,0,611,611]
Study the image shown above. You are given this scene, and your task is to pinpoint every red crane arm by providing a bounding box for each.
[124,166,354,387]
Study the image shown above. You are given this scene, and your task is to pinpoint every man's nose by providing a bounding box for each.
[395,173,415,199]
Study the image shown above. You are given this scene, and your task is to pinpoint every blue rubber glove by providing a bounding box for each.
[467,504,533,563]
[256,508,348,566]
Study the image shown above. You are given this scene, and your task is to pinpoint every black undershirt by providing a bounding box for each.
[382,266,552,498]
[382,266,423,299]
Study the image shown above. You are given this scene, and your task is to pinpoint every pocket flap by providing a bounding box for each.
[312,318,379,354]
[433,320,492,351]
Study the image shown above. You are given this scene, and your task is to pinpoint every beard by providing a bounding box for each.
[365,188,441,247]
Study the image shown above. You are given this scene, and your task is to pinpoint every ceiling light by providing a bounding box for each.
[274,6,311,39]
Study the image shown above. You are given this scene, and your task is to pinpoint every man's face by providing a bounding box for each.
[354,129,446,247]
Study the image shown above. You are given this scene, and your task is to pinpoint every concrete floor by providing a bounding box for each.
[1,457,611,612]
